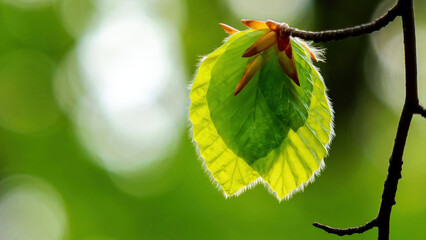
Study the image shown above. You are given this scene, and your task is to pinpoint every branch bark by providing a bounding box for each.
[416,105,426,118]
[313,219,377,236]
[283,0,424,239]
[375,1,417,238]
[280,2,401,42]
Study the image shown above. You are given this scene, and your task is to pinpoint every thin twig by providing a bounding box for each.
[280,2,401,42]
[415,105,426,118]
[313,219,377,236]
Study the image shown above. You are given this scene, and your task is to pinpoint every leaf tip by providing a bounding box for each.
[235,54,263,95]
[241,19,268,30]
[219,23,239,35]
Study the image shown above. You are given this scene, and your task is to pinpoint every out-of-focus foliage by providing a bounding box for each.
[0,0,424,239]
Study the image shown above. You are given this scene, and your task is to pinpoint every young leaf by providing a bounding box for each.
[189,20,334,201]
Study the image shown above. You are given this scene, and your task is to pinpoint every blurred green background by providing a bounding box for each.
[0,0,424,239]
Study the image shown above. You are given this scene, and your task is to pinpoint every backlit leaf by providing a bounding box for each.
[189,24,333,201]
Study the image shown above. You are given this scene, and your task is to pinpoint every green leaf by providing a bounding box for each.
[189,29,333,200]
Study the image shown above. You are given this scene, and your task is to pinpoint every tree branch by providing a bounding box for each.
[415,105,426,118]
[377,1,418,237]
[313,219,377,236]
[280,2,401,42]
[283,0,422,239]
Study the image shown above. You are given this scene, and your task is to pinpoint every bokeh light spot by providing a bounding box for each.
[54,0,186,190]
[368,1,426,113]
[0,175,68,240]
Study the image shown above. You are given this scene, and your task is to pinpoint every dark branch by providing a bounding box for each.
[376,107,413,239]
[376,3,417,238]
[415,105,426,118]
[313,219,377,236]
[308,0,420,239]
[280,3,401,42]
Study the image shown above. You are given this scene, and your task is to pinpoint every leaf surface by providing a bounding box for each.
[190,29,333,200]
